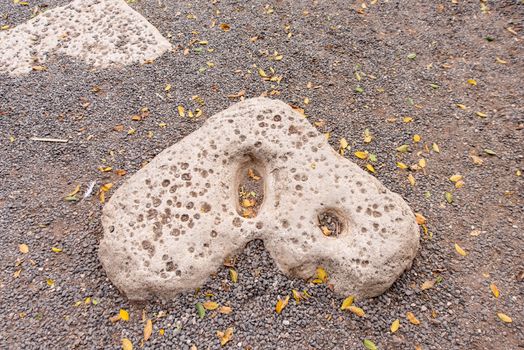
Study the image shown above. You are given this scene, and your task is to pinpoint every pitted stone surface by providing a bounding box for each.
[0,0,171,76]
[99,98,420,300]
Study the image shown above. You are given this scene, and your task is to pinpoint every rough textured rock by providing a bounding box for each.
[99,98,420,301]
[0,0,171,76]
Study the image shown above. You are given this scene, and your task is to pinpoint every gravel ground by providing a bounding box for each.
[1,0,523,349]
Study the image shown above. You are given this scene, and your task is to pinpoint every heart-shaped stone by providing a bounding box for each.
[99,98,419,300]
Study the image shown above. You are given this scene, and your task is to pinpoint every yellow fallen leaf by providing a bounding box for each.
[408,173,416,186]
[415,213,426,225]
[410,164,421,171]
[321,226,331,236]
[203,301,219,310]
[496,57,507,64]
[241,198,255,208]
[164,84,171,91]
[247,168,261,180]
[455,180,465,189]
[177,105,185,117]
[348,305,365,317]
[229,268,238,283]
[122,338,133,350]
[390,319,400,333]
[216,327,234,346]
[396,144,409,153]
[144,319,153,341]
[421,279,435,291]
[432,143,440,153]
[363,128,372,143]
[406,311,420,325]
[413,134,421,143]
[470,155,483,165]
[418,158,426,168]
[339,138,349,150]
[19,244,29,254]
[340,296,354,310]
[363,339,377,350]
[241,207,255,218]
[397,162,408,169]
[47,278,55,287]
[467,79,477,86]
[100,183,113,192]
[490,283,500,298]
[119,309,130,321]
[445,191,453,203]
[99,183,113,204]
[67,184,81,197]
[476,111,487,118]
[292,289,302,303]
[366,164,375,173]
[456,104,467,110]
[449,174,463,182]
[159,329,165,336]
[51,247,62,253]
[354,151,368,160]
[470,230,481,237]
[258,68,268,78]
[497,313,512,323]
[275,295,290,314]
[403,116,413,123]
[315,267,328,283]
[454,243,467,256]
[219,306,232,314]
[99,191,106,203]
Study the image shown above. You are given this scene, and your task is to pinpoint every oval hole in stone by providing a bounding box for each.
[234,153,266,219]
[318,208,348,238]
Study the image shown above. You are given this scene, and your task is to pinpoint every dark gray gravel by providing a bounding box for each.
[1,0,523,349]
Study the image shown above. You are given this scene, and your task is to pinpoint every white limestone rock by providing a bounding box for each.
[99,98,420,300]
[0,0,171,76]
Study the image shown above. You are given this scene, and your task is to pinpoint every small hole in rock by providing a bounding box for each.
[236,155,265,219]
[318,210,345,237]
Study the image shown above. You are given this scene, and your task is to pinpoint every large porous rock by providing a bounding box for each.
[0,0,171,76]
[99,98,419,300]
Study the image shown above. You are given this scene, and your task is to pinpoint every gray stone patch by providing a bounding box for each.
[99,98,420,301]
[0,0,171,76]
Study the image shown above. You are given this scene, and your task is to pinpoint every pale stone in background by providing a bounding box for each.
[0,0,171,76]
